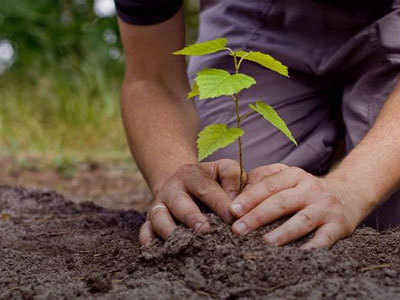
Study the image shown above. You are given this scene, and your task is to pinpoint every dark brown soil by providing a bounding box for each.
[1,186,399,299]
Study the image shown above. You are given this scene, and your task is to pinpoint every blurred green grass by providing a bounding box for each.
[0,0,199,167]
[0,60,129,162]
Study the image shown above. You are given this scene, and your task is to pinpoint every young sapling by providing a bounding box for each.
[174,38,297,191]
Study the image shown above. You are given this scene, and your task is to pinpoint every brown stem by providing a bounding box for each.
[231,52,245,192]
[233,94,245,192]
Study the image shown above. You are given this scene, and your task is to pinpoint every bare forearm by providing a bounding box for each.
[326,79,400,221]
[117,9,200,195]
[121,80,200,194]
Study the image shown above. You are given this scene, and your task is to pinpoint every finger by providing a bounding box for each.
[216,159,247,199]
[139,220,155,247]
[263,205,326,246]
[149,203,177,240]
[301,223,348,250]
[231,166,305,218]
[247,163,289,185]
[162,184,210,233]
[200,159,246,200]
[232,186,306,236]
[181,165,234,224]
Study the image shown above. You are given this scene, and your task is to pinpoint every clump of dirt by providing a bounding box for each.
[1,186,399,299]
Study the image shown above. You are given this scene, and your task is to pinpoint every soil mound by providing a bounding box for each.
[1,186,399,299]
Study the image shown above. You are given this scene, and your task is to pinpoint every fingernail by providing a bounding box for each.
[143,239,152,248]
[300,245,311,250]
[231,203,243,216]
[264,234,278,246]
[194,222,204,233]
[232,221,248,235]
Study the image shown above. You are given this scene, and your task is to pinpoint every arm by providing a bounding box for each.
[119,9,197,193]
[228,79,400,249]
[325,79,400,222]
[118,9,240,245]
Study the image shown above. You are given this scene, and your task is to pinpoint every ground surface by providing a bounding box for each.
[0,157,152,212]
[1,186,400,299]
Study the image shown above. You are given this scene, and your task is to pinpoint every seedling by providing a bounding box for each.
[174,38,297,191]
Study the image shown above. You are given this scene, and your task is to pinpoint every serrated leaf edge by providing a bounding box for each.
[195,68,256,100]
[234,50,289,78]
[197,124,244,161]
[249,101,297,145]
[173,38,228,56]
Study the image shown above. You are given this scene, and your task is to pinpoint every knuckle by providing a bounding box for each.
[307,179,325,193]
[275,195,292,211]
[288,167,309,180]
[269,163,289,172]
[298,211,315,229]
[156,177,181,199]
[158,189,174,207]
[165,191,186,208]
[249,164,288,182]
[202,162,218,180]
[176,163,198,177]
[217,158,238,168]
[219,164,240,179]
[318,195,343,214]
[196,185,214,199]
[325,211,353,236]
[261,180,281,195]
[324,196,341,210]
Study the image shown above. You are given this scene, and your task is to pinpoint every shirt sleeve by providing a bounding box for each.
[114,0,184,25]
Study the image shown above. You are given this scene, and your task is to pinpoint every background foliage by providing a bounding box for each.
[0,0,198,162]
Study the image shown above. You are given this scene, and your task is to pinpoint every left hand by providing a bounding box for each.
[230,164,367,249]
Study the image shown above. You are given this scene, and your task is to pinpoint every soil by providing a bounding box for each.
[1,186,400,300]
[0,157,152,212]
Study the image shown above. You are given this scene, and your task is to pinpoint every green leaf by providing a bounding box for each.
[234,51,289,77]
[249,101,297,145]
[173,38,228,56]
[188,81,200,99]
[196,68,256,99]
[197,124,244,161]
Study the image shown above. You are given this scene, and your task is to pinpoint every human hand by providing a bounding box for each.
[230,164,367,249]
[139,159,246,246]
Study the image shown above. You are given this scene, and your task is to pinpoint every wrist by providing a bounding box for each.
[322,173,377,226]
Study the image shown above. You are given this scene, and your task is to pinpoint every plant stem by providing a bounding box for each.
[233,94,245,192]
[237,52,251,71]
[231,52,246,192]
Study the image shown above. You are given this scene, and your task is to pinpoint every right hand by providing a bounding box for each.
[139,159,246,246]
